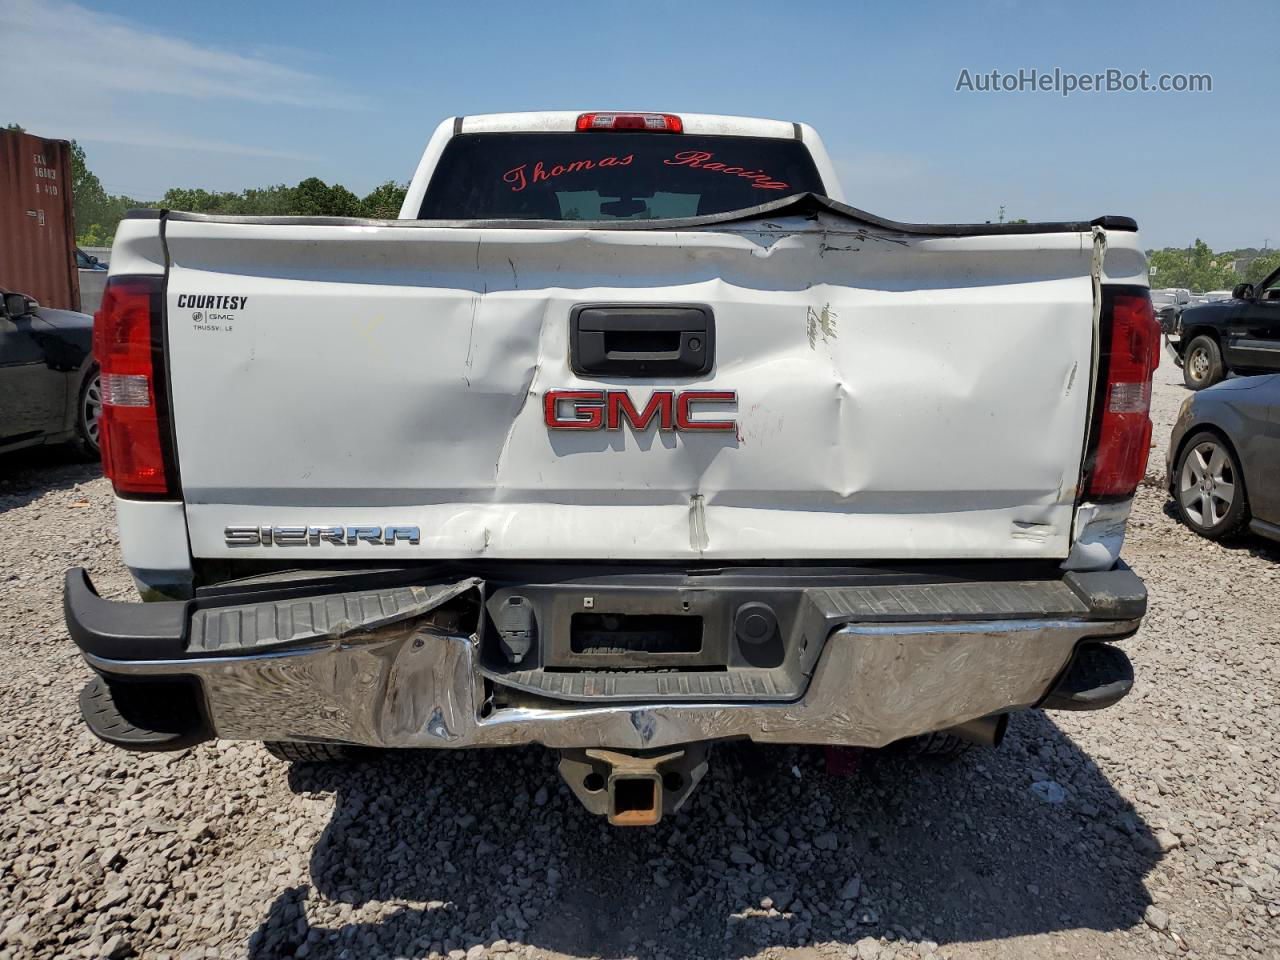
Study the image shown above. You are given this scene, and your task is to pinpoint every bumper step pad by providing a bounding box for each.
[188,579,480,654]
[1041,642,1134,710]
[79,675,212,751]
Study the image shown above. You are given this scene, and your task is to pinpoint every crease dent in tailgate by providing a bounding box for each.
[159,200,1104,561]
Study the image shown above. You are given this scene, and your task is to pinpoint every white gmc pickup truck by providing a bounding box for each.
[70,111,1157,826]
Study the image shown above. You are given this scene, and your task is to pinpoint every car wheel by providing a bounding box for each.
[1174,431,1249,539]
[1182,335,1224,390]
[72,364,102,460]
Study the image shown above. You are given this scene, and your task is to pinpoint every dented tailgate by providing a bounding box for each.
[161,208,1099,561]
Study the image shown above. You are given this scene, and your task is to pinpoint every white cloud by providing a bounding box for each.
[1,0,366,110]
[68,125,316,162]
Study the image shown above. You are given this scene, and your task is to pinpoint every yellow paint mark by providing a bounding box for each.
[806,303,839,348]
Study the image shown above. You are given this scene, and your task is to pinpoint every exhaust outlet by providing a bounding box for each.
[558,744,709,826]
[943,713,1009,748]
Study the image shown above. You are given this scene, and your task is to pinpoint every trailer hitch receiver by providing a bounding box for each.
[558,744,710,826]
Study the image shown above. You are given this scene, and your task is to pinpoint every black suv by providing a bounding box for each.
[1175,265,1280,389]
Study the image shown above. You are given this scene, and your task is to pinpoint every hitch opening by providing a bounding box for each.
[558,744,710,826]
[611,774,661,826]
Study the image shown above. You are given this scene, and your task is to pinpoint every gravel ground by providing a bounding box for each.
[2,352,1277,960]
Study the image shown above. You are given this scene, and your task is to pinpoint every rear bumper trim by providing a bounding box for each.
[78,617,1138,752]
[64,568,187,660]
[66,565,1143,751]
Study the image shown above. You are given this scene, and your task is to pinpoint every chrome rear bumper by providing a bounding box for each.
[71,561,1140,751]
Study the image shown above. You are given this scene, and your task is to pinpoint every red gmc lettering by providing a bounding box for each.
[545,390,736,432]
[607,391,674,430]
[675,391,737,431]
[543,390,605,429]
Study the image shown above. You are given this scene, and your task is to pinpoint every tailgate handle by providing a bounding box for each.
[570,304,714,378]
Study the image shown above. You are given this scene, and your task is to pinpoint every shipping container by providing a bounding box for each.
[0,129,80,312]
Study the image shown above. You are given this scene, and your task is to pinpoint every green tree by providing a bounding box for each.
[360,181,408,219]
[64,140,140,245]
[326,183,362,217]
[159,187,239,213]
[1147,239,1237,291]
[293,177,361,217]
[18,131,416,240]
[230,184,298,216]
[71,141,110,230]
[1243,251,1280,285]
[158,178,398,219]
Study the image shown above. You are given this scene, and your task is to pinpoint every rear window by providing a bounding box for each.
[418,132,825,221]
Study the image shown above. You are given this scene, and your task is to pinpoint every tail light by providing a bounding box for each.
[576,112,683,133]
[1083,287,1159,499]
[93,276,177,496]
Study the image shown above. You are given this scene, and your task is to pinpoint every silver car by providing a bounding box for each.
[1166,374,1280,542]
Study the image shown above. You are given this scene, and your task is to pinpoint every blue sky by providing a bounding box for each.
[5,0,1276,250]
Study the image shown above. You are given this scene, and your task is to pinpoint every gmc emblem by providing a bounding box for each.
[544,389,737,432]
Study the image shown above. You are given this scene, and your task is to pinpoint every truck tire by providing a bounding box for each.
[1182,335,1224,390]
[893,731,976,759]
[263,741,370,763]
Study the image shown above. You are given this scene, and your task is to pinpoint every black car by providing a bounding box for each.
[1166,373,1280,544]
[1151,288,1190,335]
[1174,265,1280,390]
[0,288,100,458]
[76,248,108,271]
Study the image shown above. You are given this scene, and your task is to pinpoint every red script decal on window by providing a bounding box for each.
[503,155,634,192]
[663,152,789,190]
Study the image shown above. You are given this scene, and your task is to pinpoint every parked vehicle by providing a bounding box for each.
[0,287,99,457]
[76,248,107,271]
[1175,266,1280,389]
[1167,374,1280,543]
[77,249,109,317]
[65,110,1156,825]
[1152,288,1191,335]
